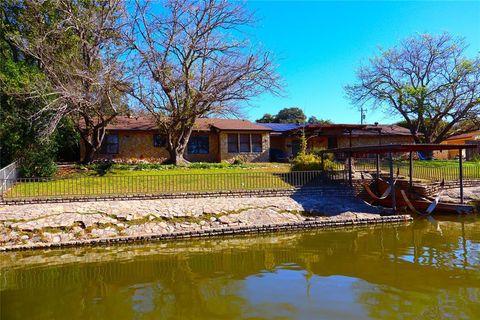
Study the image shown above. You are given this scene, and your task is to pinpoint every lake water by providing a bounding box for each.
[1,216,479,319]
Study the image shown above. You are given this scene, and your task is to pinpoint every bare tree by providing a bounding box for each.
[125,0,279,164]
[7,0,128,163]
[346,33,480,145]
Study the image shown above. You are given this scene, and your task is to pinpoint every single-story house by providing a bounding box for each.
[438,130,480,160]
[80,117,415,163]
[80,116,271,163]
[261,123,414,161]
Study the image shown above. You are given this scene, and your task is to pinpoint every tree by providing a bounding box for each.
[274,107,306,124]
[5,0,128,163]
[126,0,279,164]
[307,116,331,125]
[256,113,275,123]
[346,33,480,144]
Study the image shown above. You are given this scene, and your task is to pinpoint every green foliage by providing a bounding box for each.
[274,107,306,124]
[309,148,335,161]
[307,116,331,124]
[291,151,336,171]
[256,113,275,123]
[470,153,480,163]
[18,141,58,177]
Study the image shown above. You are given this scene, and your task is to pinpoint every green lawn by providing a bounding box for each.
[3,160,478,200]
[4,163,308,200]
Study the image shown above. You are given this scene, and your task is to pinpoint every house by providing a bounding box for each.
[262,123,414,160]
[80,116,415,163]
[80,116,271,163]
[438,130,480,160]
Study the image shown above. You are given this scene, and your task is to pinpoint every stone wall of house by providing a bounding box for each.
[110,131,169,162]
[184,132,219,163]
[219,132,270,162]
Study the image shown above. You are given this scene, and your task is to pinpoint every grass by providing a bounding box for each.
[4,160,479,200]
[4,162,303,199]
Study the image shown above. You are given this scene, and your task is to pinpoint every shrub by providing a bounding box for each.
[232,158,244,165]
[309,147,334,161]
[291,153,336,171]
[18,142,58,177]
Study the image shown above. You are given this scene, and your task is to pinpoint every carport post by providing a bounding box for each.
[459,148,464,204]
[389,152,396,213]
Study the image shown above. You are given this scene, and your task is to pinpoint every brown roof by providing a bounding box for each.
[447,130,480,141]
[289,123,412,137]
[102,116,271,132]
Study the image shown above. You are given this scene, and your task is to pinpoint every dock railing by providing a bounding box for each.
[353,158,480,181]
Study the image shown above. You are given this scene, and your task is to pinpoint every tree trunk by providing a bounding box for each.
[167,147,190,165]
[82,140,97,164]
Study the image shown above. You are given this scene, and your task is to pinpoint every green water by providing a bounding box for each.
[1,216,479,319]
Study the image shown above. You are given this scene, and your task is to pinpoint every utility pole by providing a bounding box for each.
[360,107,367,124]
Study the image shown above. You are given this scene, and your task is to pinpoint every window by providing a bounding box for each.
[240,134,251,152]
[105,134,119,154]
[327,137,338,149]
[228,133,263,153]
[228,134,239,153]
[251,134,262,152]
[153,134,166,147]
[188,135,209,154]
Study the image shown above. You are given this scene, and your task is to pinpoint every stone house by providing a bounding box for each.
[80,116,271,163]
[80,117,415,163]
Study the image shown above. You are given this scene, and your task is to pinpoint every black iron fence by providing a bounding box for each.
[1,170,346,202]
[352,158,480,181]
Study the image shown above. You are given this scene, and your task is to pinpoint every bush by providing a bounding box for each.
[18,142,58,177]
[291,153,336,171]
[309,147,334,161]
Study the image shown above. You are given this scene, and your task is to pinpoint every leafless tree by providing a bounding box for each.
[7,0,128,163]
[125,0,279,164]
[346,33,480,144]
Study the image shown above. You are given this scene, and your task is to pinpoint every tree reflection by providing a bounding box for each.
[1,217,479,319]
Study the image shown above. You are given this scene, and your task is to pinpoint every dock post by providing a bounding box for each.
[389,152,396,213]
[409,151,413,190]
[459,148,464,204]
[348,152,353,187]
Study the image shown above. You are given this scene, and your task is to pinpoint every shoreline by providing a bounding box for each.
[0,214,412,252]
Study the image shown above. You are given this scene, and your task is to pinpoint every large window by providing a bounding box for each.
[228,134,239,153]
[188,135,209,154]
[105,134,119,154]
[153,134,166,147]
[251,134,262,152]
[239,134,251,152]
[227,133,263,153]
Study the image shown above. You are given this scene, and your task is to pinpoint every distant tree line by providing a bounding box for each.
[256,107,332,124]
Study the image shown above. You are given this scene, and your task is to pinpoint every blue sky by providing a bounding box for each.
[240,0,480,124]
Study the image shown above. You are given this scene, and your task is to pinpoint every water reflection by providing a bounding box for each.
[1,216,479,319]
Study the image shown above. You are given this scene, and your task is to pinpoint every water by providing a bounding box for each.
[1,216,479,319]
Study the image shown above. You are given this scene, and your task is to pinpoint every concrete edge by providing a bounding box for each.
[0,214,413,252]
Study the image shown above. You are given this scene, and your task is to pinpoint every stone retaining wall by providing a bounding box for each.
[1,215,412,252]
